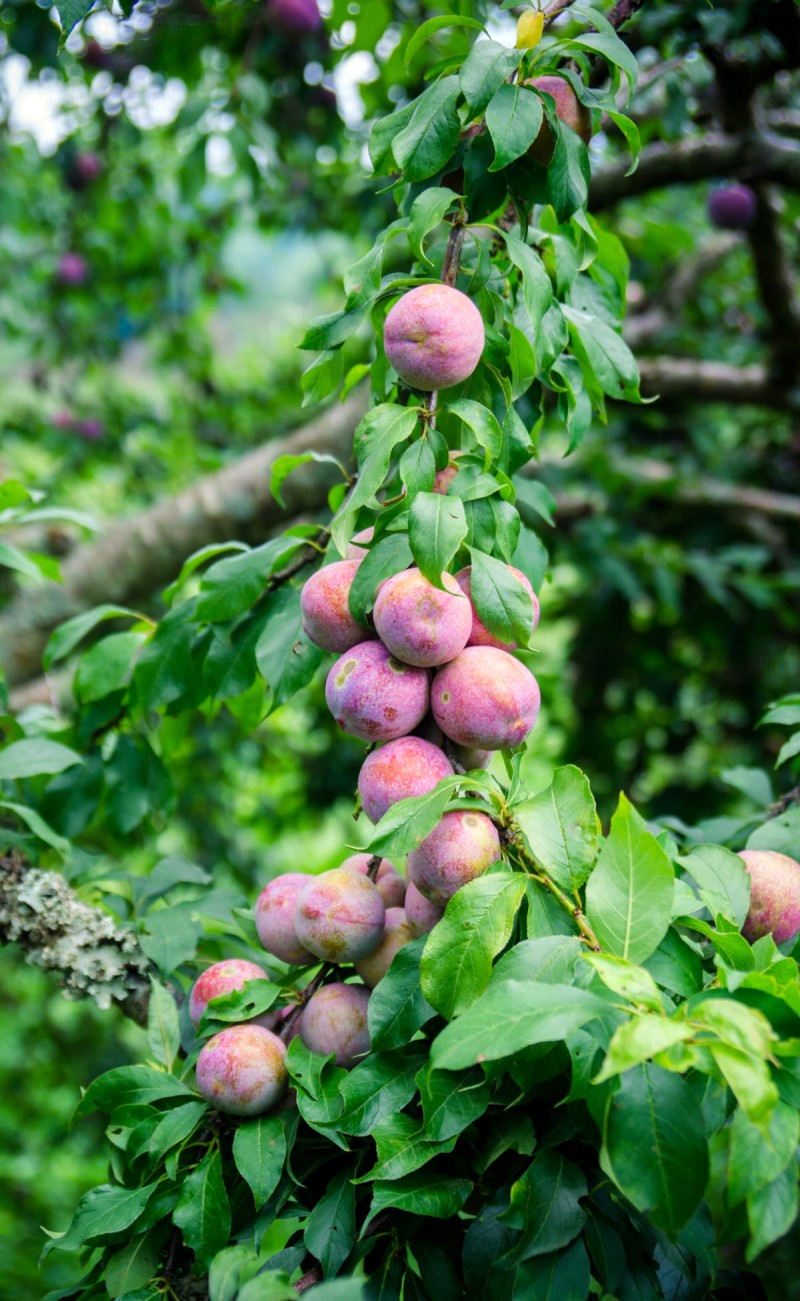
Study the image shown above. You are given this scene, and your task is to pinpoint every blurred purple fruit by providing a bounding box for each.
[51,410,76,430]
[708,184,757,230]
[77,419,104,441]
[267,0,322,36]
[57,253,89,287]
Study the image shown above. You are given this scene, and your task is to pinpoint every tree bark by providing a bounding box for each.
[0,391,367,689]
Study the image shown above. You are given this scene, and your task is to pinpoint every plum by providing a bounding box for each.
[295,868,385,962]
[373,568,471,668]
[358,736,454,824]
[407,810,501,906]
[432,646,540,750]
[300,982,371,1067]
[325,640,429,741]
[196,1024,288,1115]
[255,873,316,965]
[383,284,484,392]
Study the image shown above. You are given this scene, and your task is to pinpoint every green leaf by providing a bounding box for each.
[431,980,613,1071]
[146,978,180,1072]
[44,603,143,668]
[709,1042,778,1128]
[418,1064,490,1141]
[421,872,526,1020]
[746,1162,799,1262]
[600,1063,708,1235]
[643,928,703,998]
[491,936,582,988]
[331,405,419,557]
[172,1150,231,1270]
[75,631,147,704]
[161,542,249,607]
[196,537,305,622]
[0,739,83,781]
[75,1066,194,1118]
[504,233,553,345]
[393,77,462,184]
[338,1047,427,1136]
[359,1113,458,1182]
[303,1165,356,1277]
[728,1102,800,1205]
[348,533,413,624]
[562,304,641,407]
[501,1152,586,1260]
[678,845,751,929]
[255,585,324,713]
[747,806,800,856]
[269,452,345,506]
[408,188,459,265]
[582,953,663,1011]
[467,548,535,646]
[139,906,202,975]
[568,12,638,100]
[459,39,524,116]
[446,398,503,462]
[486,84,543,171]
[585,792,674,964]
[594,1015,693,1083]
[148,1101,207,1163]
[362,1174,472,1235]
[55,0,95,42]
[301,351,346,408]
[512,1240,591,1301]
[300,304,370,352]
[404,14,486,69]
[0,541,51,582]
[365,774,466,853]
[515,765,598,893]
[105,1227,167,1299]
[209,1245,261,1301]
[399,439,437,497]
[367,937,436,1051]
[232,1115,287,1210]
[409,492,468,588]
[42,1182,159,1258]
[133,604,197,713]
[0,800,70,856]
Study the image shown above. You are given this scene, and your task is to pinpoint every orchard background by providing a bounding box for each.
[2,0,800,1298]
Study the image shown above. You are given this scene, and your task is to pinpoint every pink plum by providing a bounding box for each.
[383,284,485,392]
[358,736,454,824]
[373,568,471,668]
[300,982,371,1067]
[455,565,539,651]
[196,1024,288,1115]
[407,810,501,906]
[325,640,429,741]
[404,881,444,937]
[340,853,406,907]
[189,959,277,1030]
[255,873,316,965]
[295,868,385,963]
[527,75,592,165]
[709,184,757,231]
[433,450,463,495]
[346,527,374,560]
[738,850,800,944]
[432,646,540,750]
[57,252,89,286]
[354,907,414,987]
[301,560,374,654]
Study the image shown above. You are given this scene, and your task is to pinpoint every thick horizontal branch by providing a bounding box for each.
[0,851,151,1023]
[638,357,800,411]
[0,391,367,689]
[591,130,800,210]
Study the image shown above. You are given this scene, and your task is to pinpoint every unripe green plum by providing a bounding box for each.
[354,907,414,987]
[301,560,374,653]
[432,647,540,750]
[526,76,591,165]
[404,880,444,937]
[255,873,316,965]
[300,981,371,1067]
[295,868,385,962]
[455,565,539,651]
[738,850,800,943]
[408,810,500,906]
[358,737,454,824]
[325,640,429,741]
[189,959,277,1030]
[383,284,485,392]
[373,568,471,668]
[196,1024,288,1115]
[340,853,406,907]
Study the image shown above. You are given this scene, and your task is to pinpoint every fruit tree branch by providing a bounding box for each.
[637,357,800,411]
[0,851,151,1023]
[590,131,800,211]
[0,389,368,690]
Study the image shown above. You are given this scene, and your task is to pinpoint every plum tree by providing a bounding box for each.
[195,1024,288,1115]
[358,736,454,823]
[372,568,472,668]
[325,640,430,741]
[300,982,371,1067]
[382,284,485,391]
[432,646,541,749]
[738,850,800,943]
[300,559,374,652]
[294,868,386,962]
[255,873,316,964]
